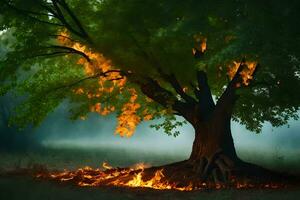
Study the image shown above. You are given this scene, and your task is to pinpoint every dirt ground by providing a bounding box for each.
[1,148,300,200]
[1,176,300,200]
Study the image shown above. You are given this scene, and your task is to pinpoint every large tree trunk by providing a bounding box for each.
[132,66,279,185]
[189,116,237,162]
[180,109,241,183]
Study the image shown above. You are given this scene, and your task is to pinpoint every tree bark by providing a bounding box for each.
[189,116,237,162]
[176,67,244,182]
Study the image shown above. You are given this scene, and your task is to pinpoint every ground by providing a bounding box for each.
[1,147,300,199]
[1,176,300,200]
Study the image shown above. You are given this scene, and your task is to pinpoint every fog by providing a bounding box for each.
[1,99,300,173]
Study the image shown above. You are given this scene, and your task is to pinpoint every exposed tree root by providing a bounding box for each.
[133,151,297,189]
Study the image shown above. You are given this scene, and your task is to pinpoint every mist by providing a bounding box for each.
[1,97,300,173]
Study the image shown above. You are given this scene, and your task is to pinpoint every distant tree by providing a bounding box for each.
[0,0,299,182]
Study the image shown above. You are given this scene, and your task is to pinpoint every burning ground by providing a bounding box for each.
[34,162,288,191]
[1,144,300,199]
[2,152,296,192]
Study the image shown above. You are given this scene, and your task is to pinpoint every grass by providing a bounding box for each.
[0,146,186,171]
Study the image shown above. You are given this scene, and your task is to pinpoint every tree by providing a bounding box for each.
[0,0,300,183]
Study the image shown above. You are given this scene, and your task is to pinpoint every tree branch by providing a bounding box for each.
[3,1,54,17]
[132,76,194,120]
[47,45,91,62]
[28,51,76,59]
[51,0,83,36]
[134,77,177,108]
[165,74,197,104]
[49,34,79,43]
[46,69,124,93]
[57,0,90,39]
[195,70,215,120]
[128,33,197,104]
[213,59,259,119]
[3,1,64,27]
[49,0,92,43]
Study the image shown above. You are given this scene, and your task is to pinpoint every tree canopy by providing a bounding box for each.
[0,0,299,136]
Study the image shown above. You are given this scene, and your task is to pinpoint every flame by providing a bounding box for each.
[227,60,257,86]
[116,169,190,191]
[37,162,193,191]
[102,162,113,170]
[35,162,285,191]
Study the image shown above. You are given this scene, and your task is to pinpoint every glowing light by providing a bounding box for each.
[115,89,141,137]
[102,162,113,170]
[37,162,194,191]
[36,162,285,191]
[200,38,207,53]
[227,60,257,86]
[57,30,146,137]
[192,34,207,56]
[74,88,84,95]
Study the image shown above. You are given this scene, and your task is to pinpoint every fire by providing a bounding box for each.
[227,60,257,86]
[35,162,285,191]
[115,169,193,191]
[102,162,113,170]
[36,162,194,191]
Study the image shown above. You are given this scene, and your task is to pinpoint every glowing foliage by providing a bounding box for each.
[227,61,257,86]
[115,88,141,137]
[2,0,299,135]
[192,33,207,56]
[58,30,144,137]
[142,109,153,121]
